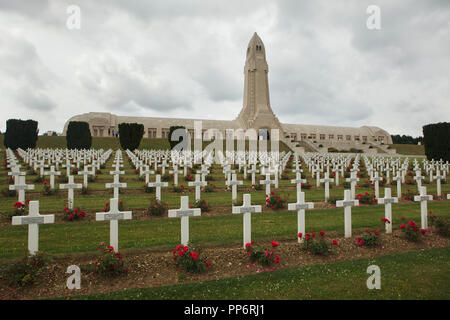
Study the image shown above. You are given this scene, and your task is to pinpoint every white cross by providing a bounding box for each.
[378,188,398,234]
[288,191,314,243]
[336,190,359,238]
[247,164,259,186]
[433,170,444,197]
[392,171,402,198]
[168,196,201,246]
[320,172,334,201]
[96,198,132,252]
[60,175,82,209]
[414,186,433,229]
[141,165,155,184]
[44,165,61,189]
[188,174,207,201]
[372,171,383,199]
[12,200,54,255]
[260,173,276,196]
[414,170,424,189]
[148,174,168,201]
[78,165,92,188]
[345,171,359,200]
[232,194,261,248]
[8,166,25,186]
[169,165,182,186]
[10,175,35,203]
[332,167,340,186]
[106,174,127,199]
[197,165,210,182]
[226,173,243,203]
[291,172,307,200]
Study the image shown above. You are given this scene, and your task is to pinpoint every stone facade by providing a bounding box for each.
[62,32,393,151]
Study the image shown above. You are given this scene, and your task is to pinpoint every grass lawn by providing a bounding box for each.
[390,144,425,156]
[69,246,450,300]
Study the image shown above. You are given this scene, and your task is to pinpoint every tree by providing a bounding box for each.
[168,126,188,150]
[4,119,38,150]
[118,123,144,150]
[66,121,92,150]
[422,122,450,161]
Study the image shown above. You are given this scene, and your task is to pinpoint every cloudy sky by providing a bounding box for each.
[0,0,449,136]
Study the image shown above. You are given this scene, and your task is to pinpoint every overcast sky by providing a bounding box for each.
[0,0,449,136]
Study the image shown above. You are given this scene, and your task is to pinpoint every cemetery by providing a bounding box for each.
[0,138,449,299]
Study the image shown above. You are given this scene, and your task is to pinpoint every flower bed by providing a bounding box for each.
[172,245,210,274]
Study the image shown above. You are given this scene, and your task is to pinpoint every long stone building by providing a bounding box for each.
[63,33,394,153]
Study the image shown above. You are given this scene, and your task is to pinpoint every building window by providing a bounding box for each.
[362,136,368,142]
[310,134,316,139]
[346,135,351,141]
[354,136,360,141]
[320,134,325,140]
[328,134,334,140]
[301,133,307,140]
[379,136,384,142]
[337,135,343,141]
[161,128,170,139]
[148,128,157,138]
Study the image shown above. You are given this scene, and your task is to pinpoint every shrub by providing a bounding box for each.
[184,174,193,182]
[84,243,128,277]
[429,213,449,237]
[300,231,334,255]
[203,183,215,193]
[104,200,124,212]
[147,198,168,216]
[245,240,280,268]
[356,192,377,205]
[251,183,263,191]
[423,122,450,161]
[172,184,185,193]
[356,229,381,247]
[400,220,425,242]
[118,123,144,151]
[8,201,28,219]
[66,121,92,150]
[143,184,155,193]
[161,173,171,182]
[4,119,38,150]
[401,189,417,201]
[63,207,86,221]
[192,199,210,212]
[301,182,312,189]
[0,251,52,287]
[80,186,90,195]
[42,181,56,196]
[265,192,287,209]
[172,245,210,273]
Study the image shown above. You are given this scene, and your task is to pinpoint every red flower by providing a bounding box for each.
[178,250,184,257]
[271,241,279,248]
[298,232,302,239]
[319,231,325,237]
[271,191,274,195]
[332,239,338,245]
[206,261,210,267]
[400,224,406,229]
[190,251,199,261]
[182,246,189,253]
[43,181,47,185]
[245,242,252,249]
[421,229,426,235]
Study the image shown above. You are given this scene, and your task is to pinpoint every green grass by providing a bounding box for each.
[390,144,425,156]
[69,246,450,300]
[1,200,449,260]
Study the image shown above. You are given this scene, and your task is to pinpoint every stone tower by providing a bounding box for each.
[236,32,283,134]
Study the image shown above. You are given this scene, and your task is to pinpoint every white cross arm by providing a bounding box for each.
[232,204,262,214]
[12,214,54,225]
[168,208,201,217]
[336,199,359,207]
[288,202,314,211]
[414,195,433,202]
[96,211,132,221]
[378,197,398,204]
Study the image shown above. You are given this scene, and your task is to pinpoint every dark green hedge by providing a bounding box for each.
[423,122,450,161]
[118,123,144,150]
[4,119,38,150]
[66,121,92,150]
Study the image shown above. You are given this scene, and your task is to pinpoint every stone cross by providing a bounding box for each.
[35,160,49,177]
[290,172,306,199]
[106,174,127,199]
[78,165,92,188]
[141,165,155,184]
[96,198,132,253]
[168,196,201,246]
[332,167,340,186]
[414,170,424,189]
[169,165,182,186]
[9,175,34,203]
[372,171,383,199]
[336,190,359,238]
[226,173,243,204]
[63,159,74,177]
[60,175,82,209]
[414,186,433,229]
[433,169,444,197]
[345,171,359,200]
[392,171,402,198]
[188,174,207,201]
[288,191,314,243]
[44,165,61,189]
[197,165,210,182]
[247,164,259,186]
[12,200,54,255]
[8,166,25,186]
[260,173,276,196]
[377,188,398,234]
[148,174,168,201]
[232,193,262,248]
[320,172,334,201]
